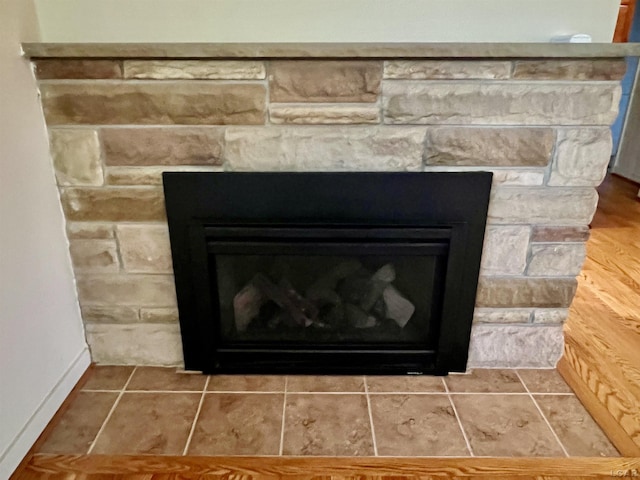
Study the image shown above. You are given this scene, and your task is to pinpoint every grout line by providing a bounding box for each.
[182,376,210,456]
[278,377,288,456]
[515,371,570,458]
[443,377,474,457]
[87,366,137,454]
[364,377,379,456]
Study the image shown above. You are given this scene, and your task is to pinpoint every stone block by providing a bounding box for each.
[476,277,577,308]
[533,309,570,325]
[269,61,381,103]
[101,128,225,166]
[34,59,122,79]
[61,188,166,222]
[269,105,380,124]
[472,308,532,324]
[512,60,627,81]
[423,167,544,186]
[40,82,266,125]
[105,166,224,185]
[467,325,564,368]
[85,323,183,365]
[531,226,590,243]
[384,60,511,80]
[425,127,554,167]
[69,240,119,272]
[76,274,177,306]
[225,126,425,171]
[527,243,587,276]
[383,82,621,125]
[81,306,140,323]
[49,129,103,186]
[480,226,530,275]
[548,128,613,186]
[140,308,180,323]
[116,225,173,273]
[66,223,114,239]
[123,60,266,79]
[487,187,598,225]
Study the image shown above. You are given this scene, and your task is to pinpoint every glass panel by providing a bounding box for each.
[213,253,445,347]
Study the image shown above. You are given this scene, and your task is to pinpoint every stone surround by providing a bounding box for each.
[30,56,624,368]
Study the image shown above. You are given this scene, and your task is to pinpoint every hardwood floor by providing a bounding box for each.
[559,174,640,456]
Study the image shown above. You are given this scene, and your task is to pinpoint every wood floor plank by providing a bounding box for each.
[15,454,640,479]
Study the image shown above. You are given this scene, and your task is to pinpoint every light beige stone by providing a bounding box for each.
[225,127,425,171]
[533,309,570,325]
[69,240,119,272]
[81,306,140,323]
[487,187,599,225]
[512,60,627,80]
[269,61,381,103]
[124,60,266,79]
[383,82,621,125]
[61,187,166,222]
[467,325,564,368]
[423,167,545,186]
[76,274,177,306]
[66,223,114,239]
[85,323,183,366]
[384,60,511,80]
[472,308,532,324]
[269,104,380,124]
[41,82,266,125]
[101,127,225,166]
[548,128,613,186]
[527,243,587,276]
[425,127,554,166]
[105,166,224,185]
[140,308,179,323]
[476,277,577,308]
[49,129,103,186]
[117,225,173,273]
[480,226,530,275]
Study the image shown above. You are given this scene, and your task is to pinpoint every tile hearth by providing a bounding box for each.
[37,366,618,458]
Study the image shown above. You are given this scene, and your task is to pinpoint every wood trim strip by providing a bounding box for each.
[558,349,640,456]
[20,454,640,478]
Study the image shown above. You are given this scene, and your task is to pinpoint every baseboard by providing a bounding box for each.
[0,347,91,479]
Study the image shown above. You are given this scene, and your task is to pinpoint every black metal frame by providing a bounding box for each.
[163,172,492,375]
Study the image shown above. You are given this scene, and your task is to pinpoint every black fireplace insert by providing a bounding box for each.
[163,172,492,375]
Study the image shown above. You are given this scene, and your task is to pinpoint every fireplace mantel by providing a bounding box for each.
[21,42,640,59]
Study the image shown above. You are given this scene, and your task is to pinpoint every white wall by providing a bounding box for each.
[0,0,90,477]
[35,0,619,43]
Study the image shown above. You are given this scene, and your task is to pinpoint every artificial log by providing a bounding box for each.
[233,283,265,332]
[345,303,377,329]
[252,273,318,327]
[383,285,415,328]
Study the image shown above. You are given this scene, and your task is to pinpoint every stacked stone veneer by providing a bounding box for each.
[32,57,625,368]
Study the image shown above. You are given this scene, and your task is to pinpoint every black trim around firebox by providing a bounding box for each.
[163,172,492,375]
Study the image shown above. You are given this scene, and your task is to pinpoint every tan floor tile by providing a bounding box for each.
[518,369,573,394]
[37,392,118,454]
[283,394,373,456]
[366,376,445,393]
[188,393,283,455]
[535,395,619,457]
[91,392,200,455]
[287,375,364,392]
[453,394,565,456]
[370,395,469,456]
[82,365,134,390]
[445,369,525,393]
[126,366,207,391]
[207,375,286,392]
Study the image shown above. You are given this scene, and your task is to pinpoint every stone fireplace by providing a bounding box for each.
[26,44,625,369]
